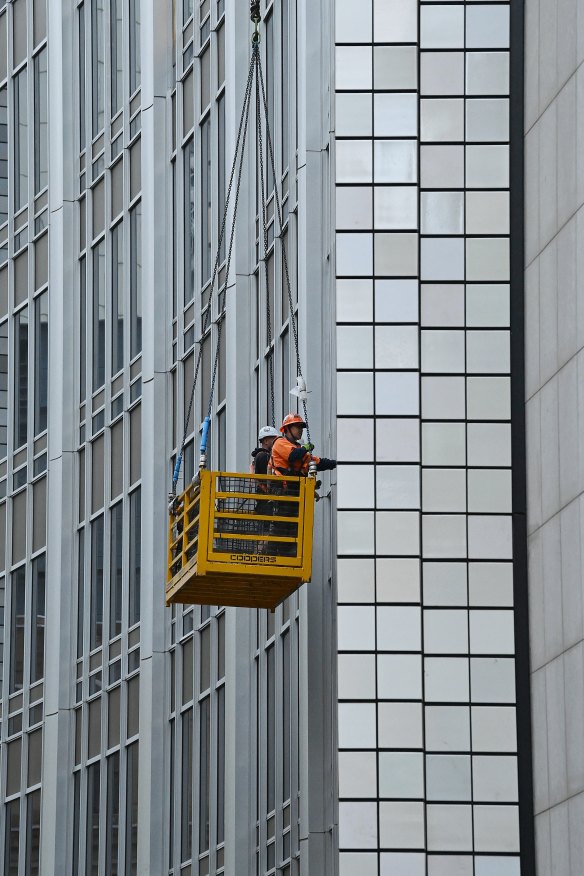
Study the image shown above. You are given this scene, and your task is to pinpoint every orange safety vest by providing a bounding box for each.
[270,436,320,477]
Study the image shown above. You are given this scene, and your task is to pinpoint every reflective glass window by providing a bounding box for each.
[111,222,124,373]
[14,68,28,211]
[10,566,26,692]
[110,502,123,638]
[34,48,48,193]
[91,0,105,135]
[110,0,123,114]
[181,708,193,860]
[26,789,41,874]
[129,0,141,93]
[199,696,211,850]
[184,140,195,302]
[90,514,104,649]
[0,319,7,457]
[14,306,28,448]
[374,46,417,90]
[201,116,212,285]
[126,743,139,874]
[30,555,45,683]
[93,241,106,389]
[129,488,141,625]
[106,753,120,874]
[421,52,464,96]
[130,204,142,358]
[0,87,7,223]
[34,291,48,433]
[78,3,86,150]
[4,799,20,875]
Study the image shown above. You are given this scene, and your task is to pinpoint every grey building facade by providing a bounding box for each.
[524,0,584,873]
[0,0,575,874]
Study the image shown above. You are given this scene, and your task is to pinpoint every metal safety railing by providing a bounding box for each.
[167,471,315,591]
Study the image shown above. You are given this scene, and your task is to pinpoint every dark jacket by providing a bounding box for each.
[251,446,270,476]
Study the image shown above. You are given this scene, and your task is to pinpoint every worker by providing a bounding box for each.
[250,425,280,476]
[269,414,336,555]
[250,426,279,543]
[270,413,336,477]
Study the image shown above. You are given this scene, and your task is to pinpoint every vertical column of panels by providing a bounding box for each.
[334,1,522,874]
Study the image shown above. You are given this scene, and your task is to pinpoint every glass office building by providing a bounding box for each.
[0,0,580,874]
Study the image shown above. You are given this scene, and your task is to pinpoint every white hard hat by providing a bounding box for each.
[258,425,279,441]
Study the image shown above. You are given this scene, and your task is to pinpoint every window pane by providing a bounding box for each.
[15,305,29,445]
[26,789,41,874]
[200,46,210,109]
[0,87,8,223]
[33,0,46,45]
[130,204,142,358]
[72,771,81,876]
[184,140,195,302]
[86,762,100,876]
[4,799,20,876]
[111,418,123,497]
[125,743,139,873]
[77,531,85,658]
[199,695,210,852]
[91,0,105,135]
[30,554,45,683]
[14,67,28,211]
[181,708,193,861]
[12,0,27,63]
[106,753,120,875]
[34,48,48,193]
[10,566,25,692]
[217,685,225,844]
[0,574,5,688]
[218,94,225,262]
[90,515,104,649]
[201,117,211,285]
[110,502,123,639]
[0,16,6,82]
[129,0,141,94]
[129,488,141,625]
[79,3,86,150]
[0,320,7,457]
[110,0,123,114]
[79,257,86,400]
[112,222,124,372]
[34,291,48,433]
[93,241,105,389]
[267,644,275,812]
[282,631,290,802]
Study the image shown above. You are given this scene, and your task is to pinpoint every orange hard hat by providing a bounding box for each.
[280,413,306,433]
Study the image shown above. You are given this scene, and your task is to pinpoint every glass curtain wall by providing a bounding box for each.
[73,0,143,871]
[0,1,49,872]
[168,2,230,872]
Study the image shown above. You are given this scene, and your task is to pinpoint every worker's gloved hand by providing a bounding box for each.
[302,442,315,452]
[317,458,337,471]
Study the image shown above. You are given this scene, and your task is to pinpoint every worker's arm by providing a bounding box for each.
[316,457,336,472]
[288,446,310,465]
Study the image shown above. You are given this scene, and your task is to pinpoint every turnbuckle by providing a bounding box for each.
[250,0,260,44]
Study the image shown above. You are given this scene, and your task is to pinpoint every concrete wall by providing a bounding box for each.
[524,0,584,872]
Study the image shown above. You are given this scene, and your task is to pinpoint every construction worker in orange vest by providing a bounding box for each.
[270,413,337,477]
[268,413,335,555]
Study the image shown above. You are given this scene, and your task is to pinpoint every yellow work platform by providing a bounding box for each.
[166,470,316,610]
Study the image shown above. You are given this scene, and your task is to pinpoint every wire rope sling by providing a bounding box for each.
[166,4,318,610]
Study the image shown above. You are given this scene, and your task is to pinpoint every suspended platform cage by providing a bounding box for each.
[167,470,316,610]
